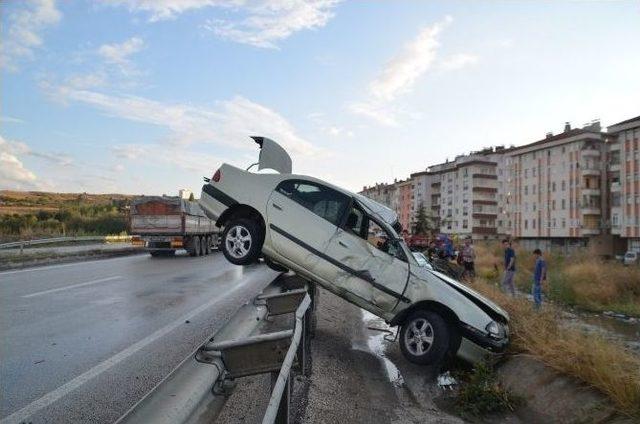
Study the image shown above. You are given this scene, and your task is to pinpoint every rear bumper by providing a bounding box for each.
[200,184,234,222]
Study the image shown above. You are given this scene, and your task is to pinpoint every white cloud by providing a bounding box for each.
[0,0,62,71]
[103,0,228,21]
[98,37,145,67]
[104,0,339,48]
[370,15,452,102]
[204,0,340,49]
[348,102,398,127]
[0,134,73,167]
[0,116,26,124]
[439,53,478,71]
[45,83,316,156]
[0,136,39,189]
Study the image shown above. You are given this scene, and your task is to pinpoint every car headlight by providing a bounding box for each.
[485,321,505,339]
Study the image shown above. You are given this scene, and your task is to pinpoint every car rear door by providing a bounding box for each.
[266,179,350,272]
[321,203,411,312]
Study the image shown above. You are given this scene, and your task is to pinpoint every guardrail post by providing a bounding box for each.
[20,241,24,255]
[270,371,290,424]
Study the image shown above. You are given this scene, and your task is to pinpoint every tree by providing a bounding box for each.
[188,192,195,201]
[413,205,430,235]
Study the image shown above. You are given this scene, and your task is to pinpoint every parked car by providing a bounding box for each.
[623,251,638,266]
[199,137,509,365]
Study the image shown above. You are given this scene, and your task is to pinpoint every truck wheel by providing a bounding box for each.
[399,310,450,366]
[201,236,208,256]
[264,256,288,273]
[194,236,202,256]
[221,218,262,265]
[149,251,162,257]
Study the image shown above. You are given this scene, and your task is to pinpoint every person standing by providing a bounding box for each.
[502,239,516,296]
[462,237,476,282]
[532,249,547,310]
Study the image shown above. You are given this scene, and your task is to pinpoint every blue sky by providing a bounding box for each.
[1,0,639,195]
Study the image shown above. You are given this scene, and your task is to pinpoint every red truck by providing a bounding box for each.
[130,196,219,257]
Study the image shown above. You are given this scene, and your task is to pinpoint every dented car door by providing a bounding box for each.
[322,203,410,312]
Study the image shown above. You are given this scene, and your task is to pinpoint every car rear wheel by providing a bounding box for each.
[399,310,450,365]
[201,236,208,255]
[221,218,262,265]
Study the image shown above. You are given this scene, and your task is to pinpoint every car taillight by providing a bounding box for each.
[212,169,221,182]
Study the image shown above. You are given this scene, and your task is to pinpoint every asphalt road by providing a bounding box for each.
[0,252,278,424]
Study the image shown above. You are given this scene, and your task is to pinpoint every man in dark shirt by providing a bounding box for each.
[532,248,547,310]
[502,239,516,296]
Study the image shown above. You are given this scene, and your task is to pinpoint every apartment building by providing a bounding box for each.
[359,115,638,253]
[607,116,640,251]
[505,122,606,248]
[409,170,437,231]
[429,150,507,240]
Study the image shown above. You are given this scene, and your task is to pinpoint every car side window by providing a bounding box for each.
[276,180,349,226]
[343,205,407,262]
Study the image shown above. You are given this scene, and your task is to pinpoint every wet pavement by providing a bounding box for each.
[0,252,278,423]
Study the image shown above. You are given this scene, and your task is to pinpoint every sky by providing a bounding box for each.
[1,0,639,195]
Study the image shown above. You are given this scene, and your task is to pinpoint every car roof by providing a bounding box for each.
[265,171,399,226]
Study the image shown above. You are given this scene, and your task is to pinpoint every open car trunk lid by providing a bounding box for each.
[251,136,292,174]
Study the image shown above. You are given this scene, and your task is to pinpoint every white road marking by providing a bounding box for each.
[0,287,243,424]
[0,255,143,277]
[22,276,123,298]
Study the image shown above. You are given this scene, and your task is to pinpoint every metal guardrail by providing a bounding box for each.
[118,276,316,424]
[0,235,132,251]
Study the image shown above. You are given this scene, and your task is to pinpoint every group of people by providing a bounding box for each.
[501,239,547,310]
[426,236,547,310]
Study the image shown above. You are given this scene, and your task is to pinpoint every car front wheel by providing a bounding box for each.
[399,310,450,365]
[221,218,262,265]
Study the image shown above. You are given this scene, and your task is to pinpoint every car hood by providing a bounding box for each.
[415,267,510,322]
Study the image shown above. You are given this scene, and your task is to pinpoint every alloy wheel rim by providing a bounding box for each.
[404,318,434,356]
[225,225,252,259]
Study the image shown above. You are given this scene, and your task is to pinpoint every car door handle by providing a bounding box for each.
[338,241,349,248]
[356,270,375,282]
[272,203,283,211]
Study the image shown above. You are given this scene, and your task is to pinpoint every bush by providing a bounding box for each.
[456,362,521,417]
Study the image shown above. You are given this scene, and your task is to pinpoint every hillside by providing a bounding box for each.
[0,190,141,242]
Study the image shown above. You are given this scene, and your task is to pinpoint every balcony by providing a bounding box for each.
[472,226,498,235]
[580,148,601,157]
[581,188,601,196]
[472,187,498,193]
[472,213,498,219]
[610,181,621,192]
[431,181,441,187]
[581,167,600,177]
[609,141,621,151]
[472,173,498,180]
[581,227,600,236]
[581,205,601,215]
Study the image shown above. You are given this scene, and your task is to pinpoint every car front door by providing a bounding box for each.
[267,179,350,273]
[322,203,411,313]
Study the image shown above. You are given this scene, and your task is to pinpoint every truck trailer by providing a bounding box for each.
[130,196,219,257]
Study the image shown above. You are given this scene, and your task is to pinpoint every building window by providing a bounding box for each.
[533,185,536,194]
[524,220,528,229]
[552,182,556,192]
[532,219,536,229]
[524,185,529,195]
[562,199,566,210]
[562,218,566,228]
[562,180,566,191]
[552,200,556,210]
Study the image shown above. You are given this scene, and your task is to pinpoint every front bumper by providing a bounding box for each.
[456,322,509,363]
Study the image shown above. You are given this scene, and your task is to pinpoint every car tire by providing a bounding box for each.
[264,256,288,273]
[399,310,450,366]
[194,236,202,256]
[149,251,162,257]
[221,218,262,265]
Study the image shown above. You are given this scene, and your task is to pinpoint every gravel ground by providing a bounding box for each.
[301,290,464,424]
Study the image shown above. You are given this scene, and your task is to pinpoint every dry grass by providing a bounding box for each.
[474,243,640,317]
[472,278,640,417]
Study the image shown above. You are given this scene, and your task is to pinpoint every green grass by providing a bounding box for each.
[455,362,522,417]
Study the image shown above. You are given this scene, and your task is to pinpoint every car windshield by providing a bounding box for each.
[626,253,636,258]
[412,252,429,267]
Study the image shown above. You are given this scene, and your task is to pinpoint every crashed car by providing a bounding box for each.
[200,137,509,365]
